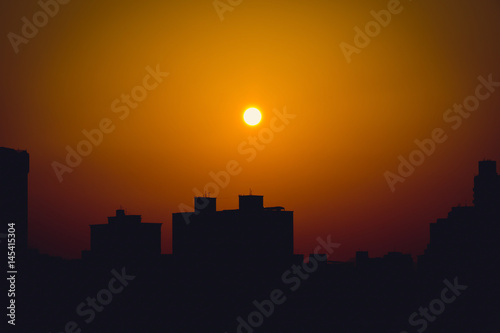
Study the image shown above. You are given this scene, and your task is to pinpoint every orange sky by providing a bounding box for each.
[1,0,500,261]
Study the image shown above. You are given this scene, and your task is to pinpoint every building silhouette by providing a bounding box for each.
[3,148,497,332]
[82,209,162,260]
[356,251,413,275]
[172,195,294,264]
[420,160,500,273]
[474,160,500,216]
[0,147,29,255]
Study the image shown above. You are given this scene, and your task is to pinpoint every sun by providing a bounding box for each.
[243,108,262,126]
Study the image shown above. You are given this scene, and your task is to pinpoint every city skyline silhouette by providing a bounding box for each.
[3,1,500,332]
[2,146,500,332]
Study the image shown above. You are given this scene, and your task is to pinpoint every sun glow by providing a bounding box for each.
[243,108,262,126]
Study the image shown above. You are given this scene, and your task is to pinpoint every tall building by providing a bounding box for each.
[421,160,500,272]
[84,209,162,260]
[172,195,294,263]
[0,147,29,254]
[473,160,500,217]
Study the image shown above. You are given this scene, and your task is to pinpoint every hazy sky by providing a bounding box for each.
[1,0,500,260]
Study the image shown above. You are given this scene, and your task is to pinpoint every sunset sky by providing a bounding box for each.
[1,0,500,261]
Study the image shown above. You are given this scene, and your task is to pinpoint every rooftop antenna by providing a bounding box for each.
[249,188,252,195]
[117,204,126,215]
